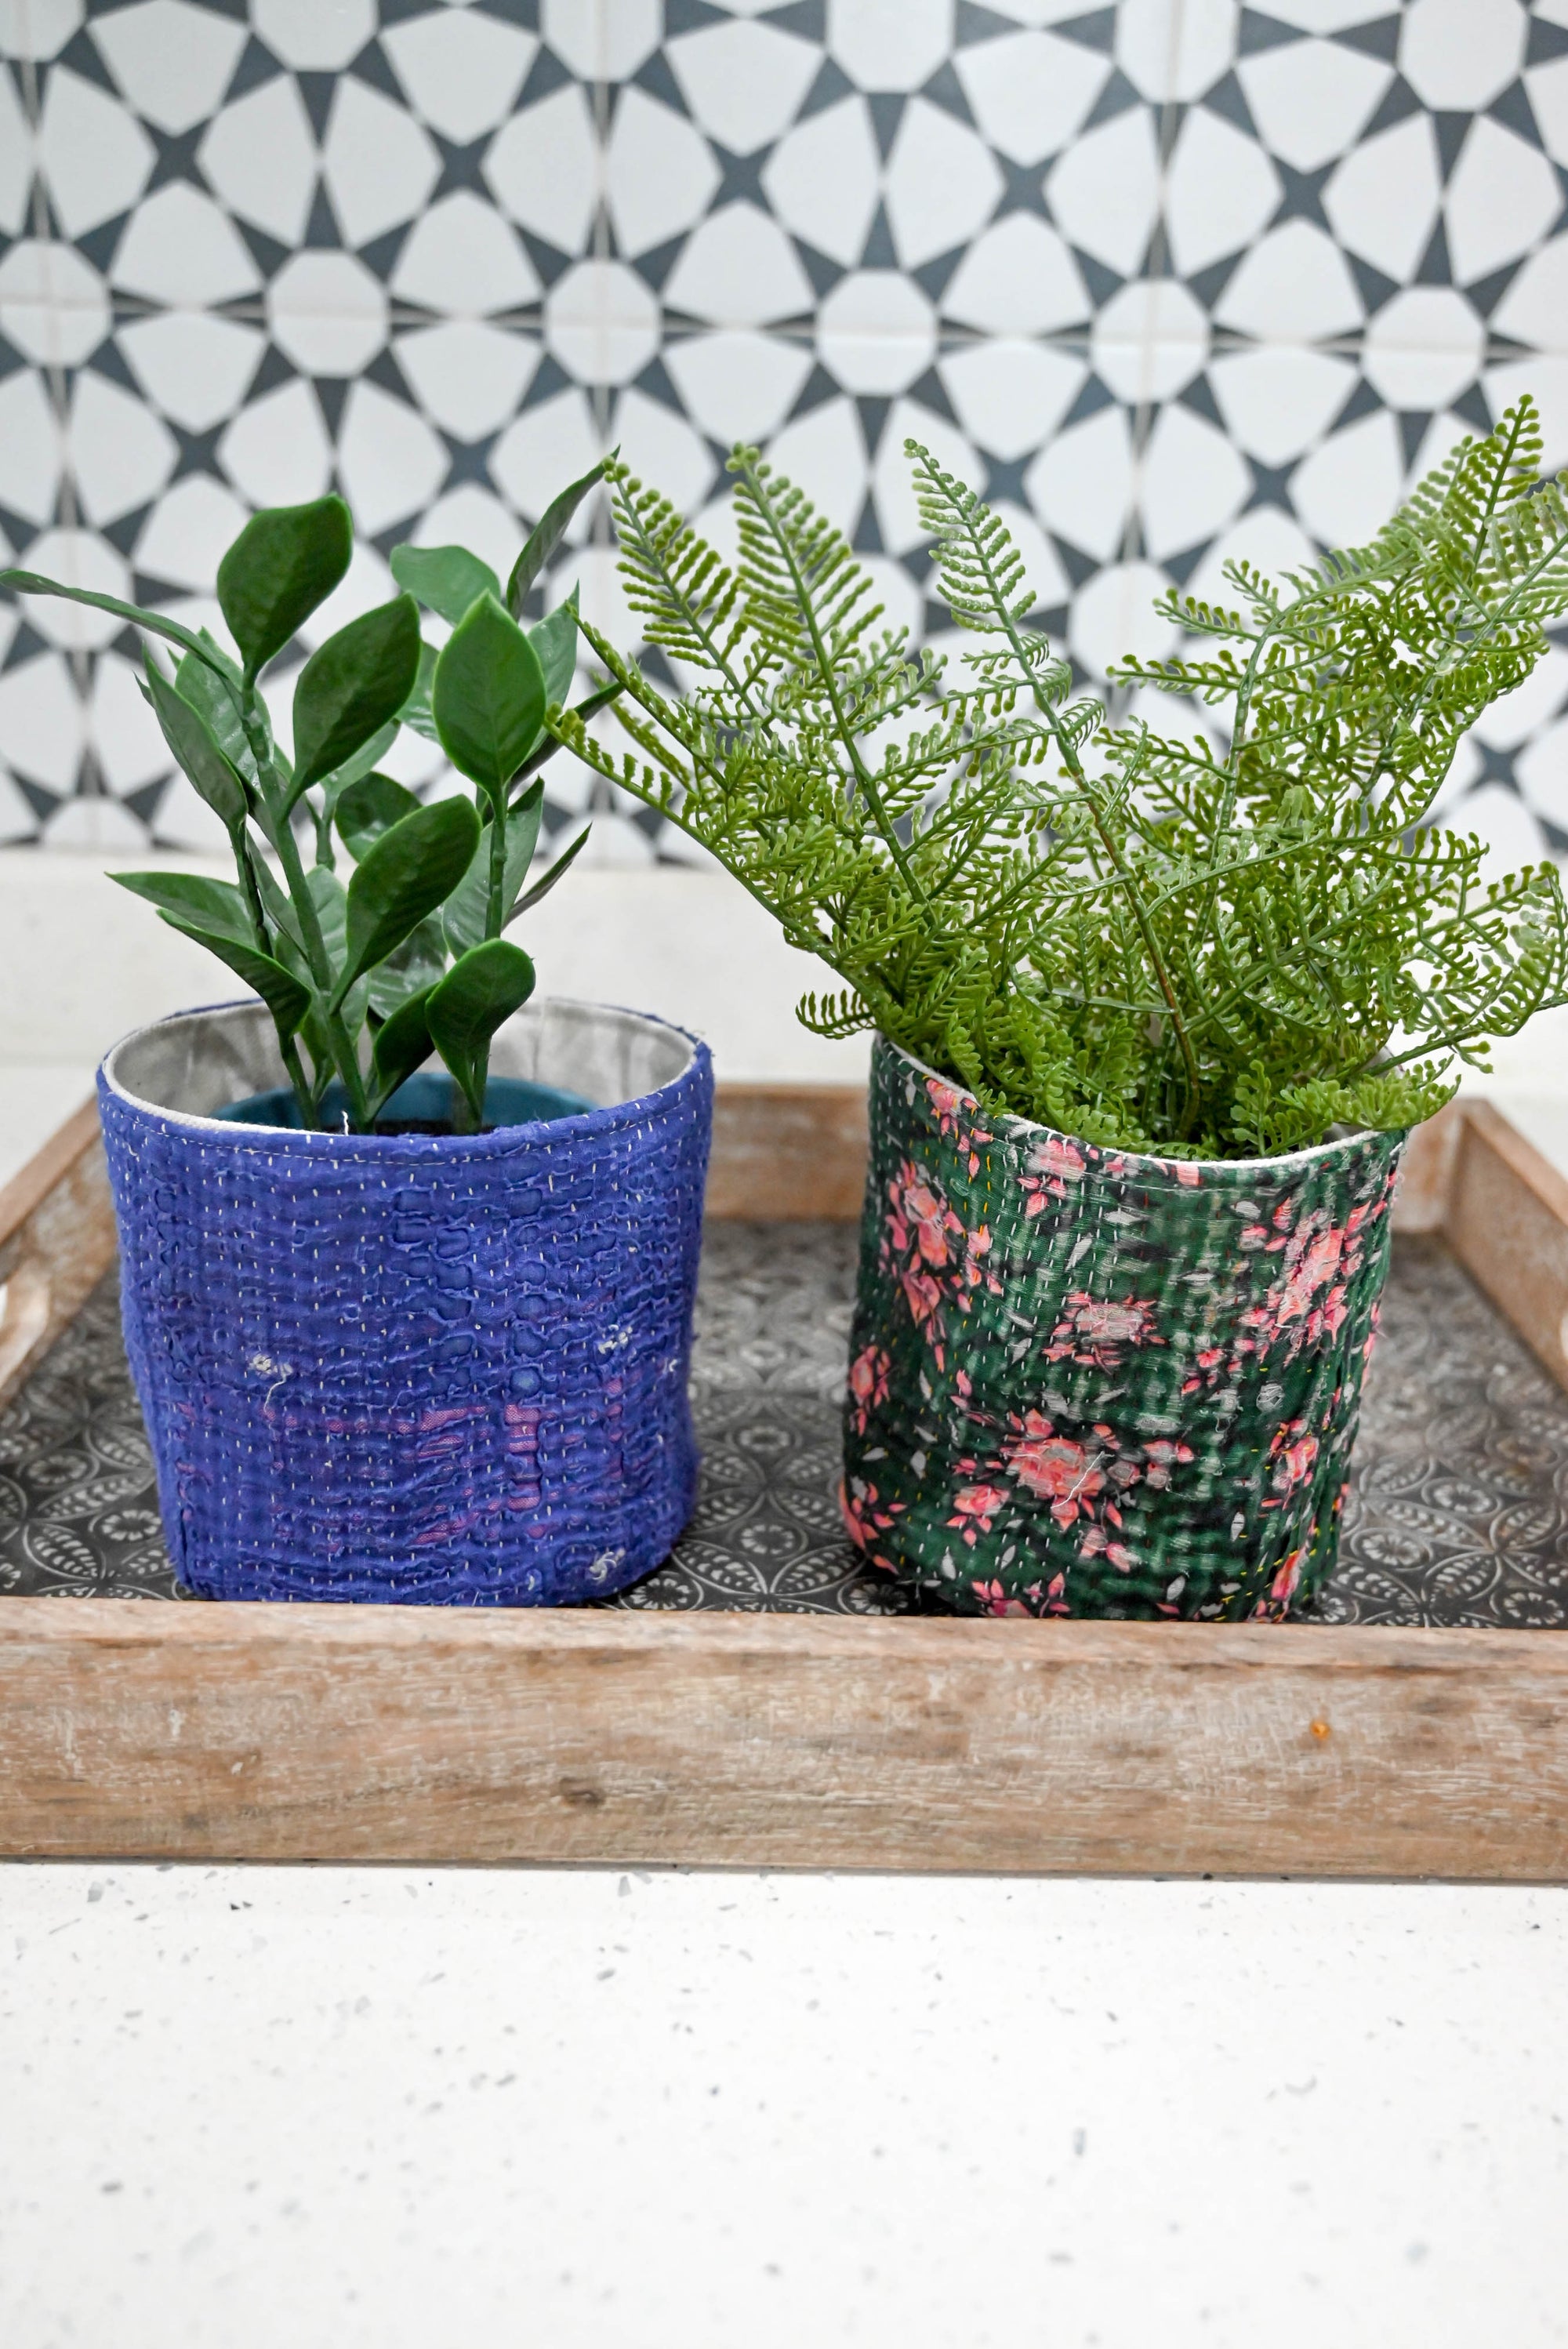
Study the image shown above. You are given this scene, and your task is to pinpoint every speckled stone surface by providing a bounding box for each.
[2,1229,1567,1624]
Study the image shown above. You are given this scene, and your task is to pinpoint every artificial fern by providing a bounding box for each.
[552,401,1568,1158]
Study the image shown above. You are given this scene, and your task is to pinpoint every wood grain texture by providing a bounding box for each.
[1443,1100,1568,1395]
[0,1097,114,1412]
[1390,1101,1460,1235]
[706,1084,868,1219]
[0,1602,1564,1877]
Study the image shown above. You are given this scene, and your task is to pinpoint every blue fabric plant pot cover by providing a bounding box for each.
[97,997,713,1605]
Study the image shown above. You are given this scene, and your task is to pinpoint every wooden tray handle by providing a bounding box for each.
[0,1263,53,1398]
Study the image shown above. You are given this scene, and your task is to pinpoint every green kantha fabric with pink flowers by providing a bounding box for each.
[840,1040,1406,1621]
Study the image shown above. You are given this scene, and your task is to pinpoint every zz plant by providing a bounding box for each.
[554,398,1568,1159]
[1,465,610,1133]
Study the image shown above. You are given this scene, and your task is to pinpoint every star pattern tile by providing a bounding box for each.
[0,0,1566,865]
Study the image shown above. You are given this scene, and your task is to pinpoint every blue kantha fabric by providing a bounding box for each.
[98,1015,713,1604]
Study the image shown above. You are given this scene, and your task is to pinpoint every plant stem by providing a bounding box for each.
[230,822,319,1126]
[927,458,1206,1134]
[274,815,372,1128]
[737,457,935,915]
[485,797,507,935]
[244,703,371,1131]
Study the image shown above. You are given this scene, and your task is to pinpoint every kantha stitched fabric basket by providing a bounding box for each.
[841,1038,1406,1621]
[99,997,713,1605]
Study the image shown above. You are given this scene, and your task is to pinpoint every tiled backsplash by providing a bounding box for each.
[2,0,1568,870]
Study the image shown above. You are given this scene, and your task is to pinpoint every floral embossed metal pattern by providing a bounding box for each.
[1,1229,1565,1626]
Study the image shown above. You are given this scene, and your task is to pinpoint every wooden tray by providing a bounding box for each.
[1,1085,1565,1880]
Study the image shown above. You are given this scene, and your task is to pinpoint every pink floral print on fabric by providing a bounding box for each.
[843,1040,1407,1622]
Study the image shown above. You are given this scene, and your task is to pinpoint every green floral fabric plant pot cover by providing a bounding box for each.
[840,1039,1406,1621]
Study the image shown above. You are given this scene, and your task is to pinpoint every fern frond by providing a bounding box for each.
[797,987,874,1039]
[547,398,1568,1156]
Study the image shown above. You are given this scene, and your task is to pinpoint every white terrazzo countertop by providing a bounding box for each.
[1,1864,1565,2348]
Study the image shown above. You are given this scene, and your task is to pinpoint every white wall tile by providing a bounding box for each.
[1047,107,1162,277]
[884,99,1004,272]
[1092,281,1210,404]
[1027,405,1136,564]
[199,78,318,249]
[1069,555,1178,675]
[251,0,376,74]
[1236,36,1391,175]
[663,206,815,329]
[0,651,82,793]
[666,20,822,155]
[491,392,603,531]
[0,0,82,63]
[942,216,1088,335]
[91,1,247,138]
[606,86,720,259]
[34,64,152,239]
[392,191,538,317]
[133,477,250,594]
[1163,105,1283,277]
[335,379,448,538]
[484,85,598,258]
[1445,118,1560,286]
[827,0,954,95]
[112,184,260,308]
[1400,0,1526,112]
[939,340,1086,463]
[117,312,265,435]
[321,77,440,249]
[1208,346,1359,465]
[0,369,61,526]
[955,29,1111,166]
[1526,54,1568,172]
[87,648,171,797]
[545,257,660,386]
[1363,289,1485,412]
[542,0,660,85]
[1290,405,1406,547]
[12,528,129,649]
[815,274,936,395]
[663,330,815,445]
[218,377,333,510]
[1116,0,1238,103]
[0,240,108,365]
[1138,399,1250,561]
[267,251,388,378]
[0,64,30,235]
[1325,120,1443,293]
[394,322,541,444]
[64,369,176,526]
[762,98,880,268]
[382,10,536,144]
[1215,222,1363,343]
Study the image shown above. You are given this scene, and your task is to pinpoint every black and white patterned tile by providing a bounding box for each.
[2,0,1567,864]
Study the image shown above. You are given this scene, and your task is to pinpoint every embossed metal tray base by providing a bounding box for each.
[3,1226,1565,1628]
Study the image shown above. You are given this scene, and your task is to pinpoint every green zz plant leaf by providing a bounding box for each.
[218,495,352,681]
[336,797,481,1003]
[427,940,538,1131]
[288,597,421,807]
[432,593,546,812]
[1,474,602,1135]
